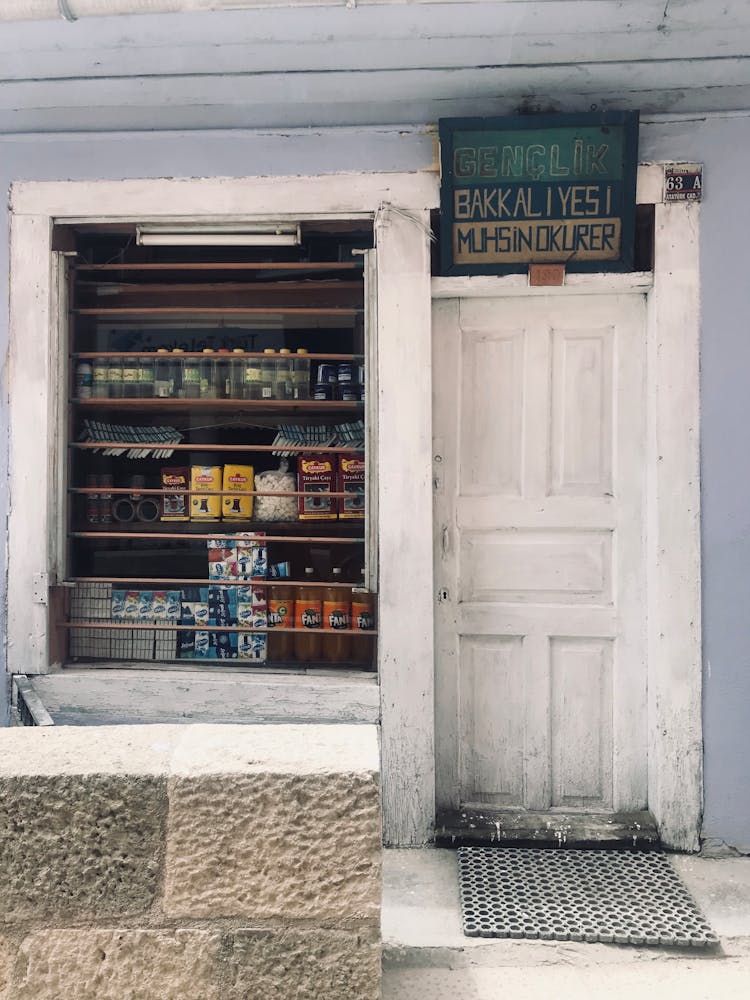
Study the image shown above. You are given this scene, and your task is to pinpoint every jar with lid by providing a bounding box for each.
[216,349,231,399]
[260,348,276,400]
[92,357,109,398]
[199,348,217,398]
[242,354,262,400]
[122,356,140,398]
[230,349,245,399]
[275,348,293,400]
[171,349,185,398]
[154,349,172,398]
[293,348,311,400]
[139,353,155,398]
[183,355,201,399]
[108,357,123,398]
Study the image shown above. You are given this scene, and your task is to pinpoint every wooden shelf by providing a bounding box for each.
[73,262,364,272]
[68,577,363,588]
[71,442,362,454]
[70,487,359,499]
[64,621,377,635]
[73,351,363,360]
[71,519,362,536]
[72,398,362,412]
[76,281,363,293]
[71,530,363,543]
[75,307,359,316]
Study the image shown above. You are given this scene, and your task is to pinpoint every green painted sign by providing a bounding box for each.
[439,112,639,275]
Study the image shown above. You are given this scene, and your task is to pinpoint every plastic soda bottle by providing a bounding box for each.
[323,568,351,663]
[268,584,295,661]
[293,567,322,661]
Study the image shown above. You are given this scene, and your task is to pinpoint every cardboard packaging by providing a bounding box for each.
[190,465,222,520]
[222,464,254,520]
[298,454,336,520]
[338,454,365,519]
[161,466,190,521]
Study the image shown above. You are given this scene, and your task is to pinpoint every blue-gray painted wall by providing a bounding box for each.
[1,117,748,851]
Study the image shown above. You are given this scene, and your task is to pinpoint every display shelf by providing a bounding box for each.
[72,398,362,412]
[68,576,360,588]
[73,351,364,360]
[74,307,360,316]
[70,487,359,498]
[71,442,362,454]
[65,236,375,674]
[73,262,363,273]
[63,621,376,634]
[71,531,363,543]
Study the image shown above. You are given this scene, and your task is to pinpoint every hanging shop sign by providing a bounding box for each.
[439,111,640,275]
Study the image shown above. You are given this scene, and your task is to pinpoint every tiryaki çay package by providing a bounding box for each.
[298,454,336,520]
[338,454,365,519]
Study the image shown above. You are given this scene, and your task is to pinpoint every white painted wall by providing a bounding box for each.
[1,112,749,853]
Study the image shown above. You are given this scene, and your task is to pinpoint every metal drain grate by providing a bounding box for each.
[458,847,719,948]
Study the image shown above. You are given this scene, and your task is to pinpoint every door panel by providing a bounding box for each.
[434,293,646,817]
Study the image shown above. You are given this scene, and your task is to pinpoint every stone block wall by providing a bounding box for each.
[0,724,381,999]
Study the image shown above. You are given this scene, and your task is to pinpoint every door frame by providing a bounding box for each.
[432,164,703,852]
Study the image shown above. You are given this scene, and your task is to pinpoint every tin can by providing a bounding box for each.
[337,383,360,402]
[99,474,113,524]
[76,361,93,400]
[337,363,355,384]
[313,382,334,401]
[85,474,99,524]
[316,363,337,384]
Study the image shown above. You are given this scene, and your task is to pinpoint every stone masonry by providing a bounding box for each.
[0,724,381,999]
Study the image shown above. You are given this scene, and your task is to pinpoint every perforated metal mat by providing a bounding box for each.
[458,848,719,948]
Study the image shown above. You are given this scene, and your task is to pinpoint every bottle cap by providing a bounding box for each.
[232,348,245,354]
[296,348,309,355]
[202,348,214,354]
[172,348,185,354]
[263,348,276,354]
[157,348,169,354]
[280,348,291,355]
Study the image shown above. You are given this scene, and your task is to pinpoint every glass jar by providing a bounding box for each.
[154,349,172,398]
[108,357,123,398]
[260,348,276,400]
[275,348,293,400]
[139,353,155,398]
[293,348,311,400]
[231,348,245,399]
[92,356,109,398]
[183,355,201,399]
[243,354,262,400]
[122,356,140,398]
[171,349,185,398]
[200,348,217,399]
[216,349,231,399]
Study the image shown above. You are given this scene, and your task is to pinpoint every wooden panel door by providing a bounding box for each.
[434,293,647,816]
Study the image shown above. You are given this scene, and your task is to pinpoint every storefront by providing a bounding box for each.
[5,157,702,851]
[2,2,749,855]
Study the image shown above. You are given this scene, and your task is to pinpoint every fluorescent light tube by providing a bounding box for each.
[136,225,301,247]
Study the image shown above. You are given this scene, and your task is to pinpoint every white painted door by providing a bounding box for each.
[434,292,647,816]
